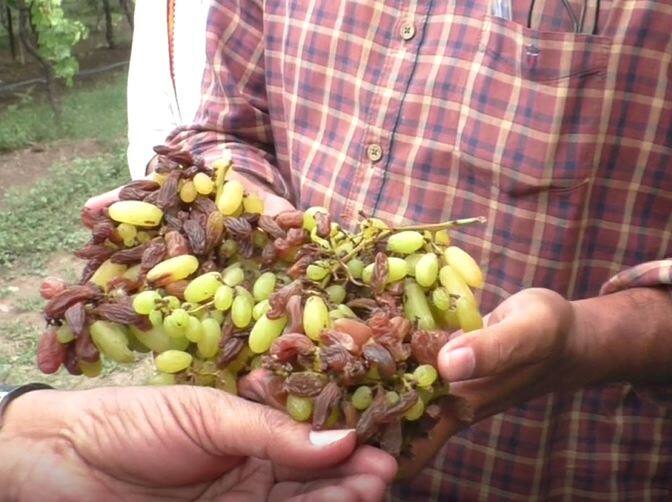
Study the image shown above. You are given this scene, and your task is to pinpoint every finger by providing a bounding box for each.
[437,313,553,382]
[274,445,397,484]
[84,186,122,212]
[263,191,295,216]
[271,474,388,502]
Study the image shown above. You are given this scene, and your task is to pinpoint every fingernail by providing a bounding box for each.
[443,347,475,382]
[309,429,354,446]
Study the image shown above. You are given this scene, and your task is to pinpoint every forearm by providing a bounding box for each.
[573,287,672,385]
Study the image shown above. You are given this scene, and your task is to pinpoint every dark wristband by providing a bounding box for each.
[0,383,53,429]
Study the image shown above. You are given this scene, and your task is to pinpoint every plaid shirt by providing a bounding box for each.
[167,0,672,498]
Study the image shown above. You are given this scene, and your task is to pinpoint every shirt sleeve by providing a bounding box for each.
[164,0,290,199]
[599,258,672,408]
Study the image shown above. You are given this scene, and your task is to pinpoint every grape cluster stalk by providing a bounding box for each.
[38,145,486,461]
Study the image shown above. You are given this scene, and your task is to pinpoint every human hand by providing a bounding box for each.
[0,386,396,501]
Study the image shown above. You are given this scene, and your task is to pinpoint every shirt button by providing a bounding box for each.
[400,21,415,41]
[366,143,383,162]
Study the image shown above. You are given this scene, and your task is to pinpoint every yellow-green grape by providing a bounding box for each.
[362,263,374,284]
[80,359,102,378]
[440,307,461,330]
[248,314,287,353]
[386,391,400,405]
[337,304,357,319]
[184,272,222,303]
[352,386,373,410]
[179,180,198,203]
[306,263,330,281]
[216,369,238,394]
[90,260,127,289]
[303,296,330,341]
[214,284,234,311]
[252,271,276,301]
[415,253,439,287]
[250,355,263,369]
[325,407,341,428]
[414,364,439,387]
[117,223,137,246]
[434,229,451,246]
[335,240,354,257]
[455,296,483,332]
[213,154,232,189]
[146,255,199,283]
[243,193,264,214]
[216,179,245,215]
[219,239,238,258]
[148,309,163,329]
[404,279,437,330]
[431,287,451,311]
[56,324,75,344]
[90,321,134,363]
[163,295,181,310]
[439,265,476,305]
[252,229,269,248]
[197,320,221,358]
[193,172,214,195]
[108,200,164,227]
[303,206,328,231]
[132,290,161,315]
[417,386,434,405]
[123,263,142,282]
[231,293,254,328]
[329,309,345,321]
[444,246,484,288]
[388,257,409,282]
[253,299,270,320]
[130,326,178,353]
[366,366,381,380]
[286,395,313,422]
[155,350,193,373]
[346,258,364,279]
[387,230,425,254]
[404,396,425,421]
[136,231,151,244]
[326,284,346,304]
[185,315,204,343]
[149,372,176,386]
[404,253,423,277]
[222,265,245,287]
[164,308,189,338]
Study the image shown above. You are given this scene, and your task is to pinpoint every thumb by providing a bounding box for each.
[437,314,545,382]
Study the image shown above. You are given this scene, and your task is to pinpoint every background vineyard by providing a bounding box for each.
[0,0,144,387]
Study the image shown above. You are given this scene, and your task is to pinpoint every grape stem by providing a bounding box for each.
[390,216,487,232]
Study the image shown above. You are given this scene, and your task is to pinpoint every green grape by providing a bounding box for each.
[219,239,238,258]
[404,279,437,330]
[329,309,345,321]
[253,299,270,320]
[123,264,142,282]
[149,309,163,329]
[248,315,287,353]
[252,271,276,301]
[222,265,245,287]
[163,295,181,310]
[455,296,483,332]
[117,223,137,243]
[326,284,346,304]
[130,326,174,353]
[413,364,439,387]
[148,372,176,386]
[146,255,199,283]
[387,230,425,254]
[386,391,400,405]
[250,355,263,369]
[132,290,161,315]
[404,396,425,421]
[346,258,364,279]
[214,285,234,311]
[417,386,434,405]
[352,386,373,410]
[286,395,313,422]
[252,230,269,248]
[136,231,151,244]
[431,287,451,311]
[231,293,253,328]
[197,320,221,358]
[303,296,330,340]
[193,172,214,195]
[439,265,476,305]
[387,257,409,282]
[185,315,204,343]
[335,240,354,257]
[337,304,357,319]
[80,359,102,378]
[366,366,381,380]
[184,272,222,303]
[306,263,330,281]
[56,324,75,344]
[90,260,127,290]
[362,263,374,283]
[155,350,193,373]
[434,229,451,246]
[404,253,423,276]
[303,206,328,231]
[216,369,238,395]
[444,246,484,288]
[90,321,134,363]
[415,253,439,287]
[164,309,189,338]
[210,309,225,325]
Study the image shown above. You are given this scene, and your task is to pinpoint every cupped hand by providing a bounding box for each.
[1,386,396,501]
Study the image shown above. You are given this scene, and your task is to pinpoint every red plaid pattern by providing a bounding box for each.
[167,0,672,498]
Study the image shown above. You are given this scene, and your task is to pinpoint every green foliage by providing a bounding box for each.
[0,72,127,151]
[0,147,130,266]
[29,0,88,84]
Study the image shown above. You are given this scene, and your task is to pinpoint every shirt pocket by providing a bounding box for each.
[457,14,611,196]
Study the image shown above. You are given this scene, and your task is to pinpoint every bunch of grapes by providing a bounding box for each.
[38,145,486,461]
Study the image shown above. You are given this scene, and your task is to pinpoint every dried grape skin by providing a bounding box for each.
[312,382,342,430]
[284,372,327,397]
[269,333,315,362]
[410,330,450,366]
[37,327,66,374]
